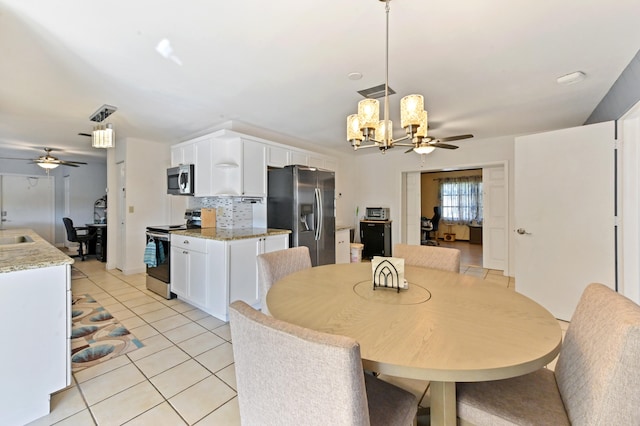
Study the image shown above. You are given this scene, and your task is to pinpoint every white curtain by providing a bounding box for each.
[438,176,483,224]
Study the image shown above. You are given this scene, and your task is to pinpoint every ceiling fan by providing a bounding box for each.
[405,134,474,154]
[0,148,87,168]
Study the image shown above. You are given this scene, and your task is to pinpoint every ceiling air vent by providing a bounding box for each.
[89,105,118,123]
[357,84,396,99]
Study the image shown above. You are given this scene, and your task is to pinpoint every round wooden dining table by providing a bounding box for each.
[267,262,562,426]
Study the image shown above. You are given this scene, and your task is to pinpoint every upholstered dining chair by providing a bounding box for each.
[257,246,312,315]
[229,300,418,426]
[393,243,461,273]
[456,283,640,426]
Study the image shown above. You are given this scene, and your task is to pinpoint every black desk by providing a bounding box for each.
[86,224,107,262]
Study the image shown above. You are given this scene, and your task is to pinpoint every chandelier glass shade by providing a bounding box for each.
[92,123,115,148]
[346,0,434,155]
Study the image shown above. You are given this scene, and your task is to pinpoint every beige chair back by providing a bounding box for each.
[393,243,461,273]
[555,283,640,424]
[229,300,417,426]
[257,246,312,315]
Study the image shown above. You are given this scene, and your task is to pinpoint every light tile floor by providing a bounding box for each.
[28,254,567,425]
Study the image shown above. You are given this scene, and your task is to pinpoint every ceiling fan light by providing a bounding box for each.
[416,111,429,138]
[414,145,435,155]
[347,114,364,143]
[92,123,115,148]
[400,94,424,128]
[37,162,60,169]
[357,99,380,130]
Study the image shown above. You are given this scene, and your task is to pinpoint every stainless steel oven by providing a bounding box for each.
[145,225,185,299]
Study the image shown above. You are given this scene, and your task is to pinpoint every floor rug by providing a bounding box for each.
[71,294,144,372]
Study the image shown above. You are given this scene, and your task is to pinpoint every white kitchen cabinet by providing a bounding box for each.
[289,150,309,166]
[228,234,289,308]
[267,145,289,167]
[335,228,351,264]
[262,233,289,253]
[171,233,289,321]
[171,141,196,166]
[208,137,266,197]
[241,139,267,197]
[0,264,71,425]
[170,235,209,310]
[194,138,214,197]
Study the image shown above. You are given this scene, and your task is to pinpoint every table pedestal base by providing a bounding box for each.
[430,381,456,426]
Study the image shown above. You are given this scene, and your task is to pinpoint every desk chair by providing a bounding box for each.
[62,217,96,261]
[424,206,441,246]
[257,246,312,315]
[456,283,640,425]
[229,300,418,426]
[394,243,461,273]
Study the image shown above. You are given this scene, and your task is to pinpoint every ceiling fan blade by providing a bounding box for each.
[59,160,87,165]
[0,156,32,160]
[78,133,92,137]
[432,143,459,150]
[438,134,474,142]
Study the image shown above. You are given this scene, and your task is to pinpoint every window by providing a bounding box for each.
[439,176,483,224]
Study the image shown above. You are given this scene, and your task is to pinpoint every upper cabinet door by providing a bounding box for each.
[267,145,289,168]
[242,139,266,197]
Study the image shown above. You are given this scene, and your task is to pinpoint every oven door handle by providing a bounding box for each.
[146,232,170,241]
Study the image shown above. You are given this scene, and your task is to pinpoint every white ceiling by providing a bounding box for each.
[1,0,639,163]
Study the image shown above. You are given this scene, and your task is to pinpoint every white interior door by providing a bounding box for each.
[482,165,507,272]
[0,174,55,243]
[515,121,616,321]
[117,162,126,271]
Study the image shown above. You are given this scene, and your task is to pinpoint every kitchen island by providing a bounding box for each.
[171,227,291,241]
[0,228,73,425]
[169,228,291,320]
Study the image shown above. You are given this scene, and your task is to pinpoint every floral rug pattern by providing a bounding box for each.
[71,294,143,372]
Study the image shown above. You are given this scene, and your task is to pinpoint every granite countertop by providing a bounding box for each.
[172,227,291,241]
[0,228,74,273]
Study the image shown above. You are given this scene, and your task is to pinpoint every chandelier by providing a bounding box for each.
[90,105,117,148]
[92,123,115,148]
[346,0,430,154]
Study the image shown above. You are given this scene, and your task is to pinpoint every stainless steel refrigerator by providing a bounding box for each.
[267,165,335,266]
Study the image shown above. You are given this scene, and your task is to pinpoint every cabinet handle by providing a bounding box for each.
[183,250,188,254]
[183,240,189,244]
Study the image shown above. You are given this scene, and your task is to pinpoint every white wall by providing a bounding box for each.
[351,136,515,272]
[0,154,106,246]
[55,163,107,244]
[108,137,173,274]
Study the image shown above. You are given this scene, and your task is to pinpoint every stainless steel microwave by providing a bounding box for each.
[167,164,194,195]
[365,207,390,220]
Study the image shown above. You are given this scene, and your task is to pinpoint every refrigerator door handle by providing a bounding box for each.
[314,187,322,241]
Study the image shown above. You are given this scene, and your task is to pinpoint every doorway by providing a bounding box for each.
[403,162,508,273]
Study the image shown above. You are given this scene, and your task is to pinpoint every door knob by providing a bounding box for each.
[516,228,531,235]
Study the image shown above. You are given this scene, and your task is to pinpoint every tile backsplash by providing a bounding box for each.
[189,197,259,229]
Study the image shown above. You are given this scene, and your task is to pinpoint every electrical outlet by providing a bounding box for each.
[128,206,134,213]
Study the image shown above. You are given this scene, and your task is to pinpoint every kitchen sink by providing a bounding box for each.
[0,235,34,245]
